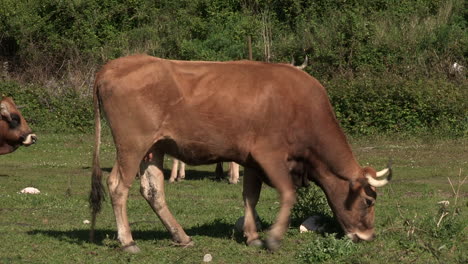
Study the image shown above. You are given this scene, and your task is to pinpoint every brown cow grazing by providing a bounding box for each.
[89,54,391,253]
[0,97,37,154]
[169,158,239,184]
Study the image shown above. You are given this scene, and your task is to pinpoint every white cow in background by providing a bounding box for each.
[169,158,240,184]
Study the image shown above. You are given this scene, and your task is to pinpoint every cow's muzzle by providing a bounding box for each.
[347,231,376,242]
[22,134,37,146]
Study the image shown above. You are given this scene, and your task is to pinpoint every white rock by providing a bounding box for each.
[203,254,212,262]
[83,220,91,224]
[451,62,464,73]
[437,200,450,208]
[20,187,40,194]
[299,215,325,233]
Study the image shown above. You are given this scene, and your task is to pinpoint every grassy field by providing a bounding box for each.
[0,132,466,263]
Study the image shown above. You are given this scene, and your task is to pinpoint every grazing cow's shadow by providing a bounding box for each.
[27,218,240,246]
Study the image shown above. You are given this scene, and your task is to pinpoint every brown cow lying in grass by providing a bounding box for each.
[0,96,36,155]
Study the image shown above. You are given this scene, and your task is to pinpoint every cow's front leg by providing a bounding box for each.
[242,167,263,247]
[255,151,296,251]
[140,152,192,246]
[266,186,295,251]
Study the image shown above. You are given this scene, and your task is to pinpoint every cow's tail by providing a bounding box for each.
[89,79,105,242]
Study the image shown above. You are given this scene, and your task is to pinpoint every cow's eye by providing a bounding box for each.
[365,197,375,207]
[9,114,21,129]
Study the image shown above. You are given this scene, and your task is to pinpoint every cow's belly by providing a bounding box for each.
[153,138,236,166]
[174,142,223,165]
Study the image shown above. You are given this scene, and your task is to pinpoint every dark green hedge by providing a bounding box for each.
[326,78,467,136]
[1,78,465,137]
[1,0,466,79]
[0,81,93,133]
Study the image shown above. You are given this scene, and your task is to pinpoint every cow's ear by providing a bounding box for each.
[1,103,12,122]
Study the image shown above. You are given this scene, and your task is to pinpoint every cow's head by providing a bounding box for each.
[0,97,37,155]
[318,164,392,242]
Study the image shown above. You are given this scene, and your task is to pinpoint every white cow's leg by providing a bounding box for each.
[107,157,141,253]
[140,152,192,246]
[178,161,186,181]
[169,158,179,183]
[228,162,240,184]
[242,167,263,247]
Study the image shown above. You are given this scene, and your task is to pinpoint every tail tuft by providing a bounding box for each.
[89,166,105,215]
[89,77,104,242]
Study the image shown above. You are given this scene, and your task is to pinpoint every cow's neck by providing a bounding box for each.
[307,125,361,182]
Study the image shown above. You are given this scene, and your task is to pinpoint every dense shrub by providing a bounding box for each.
[292,185,332,221]
[0,81,93,132]
[1,0,466,79]
[0,76,465,135]
[0,0,466,135]
[327,78,468,136]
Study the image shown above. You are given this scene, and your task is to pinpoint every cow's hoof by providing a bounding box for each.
[181,240,194,248]
[121,243,141,254]
[172,239,194,248]
[265,237,281,251]
[247,239,264,248]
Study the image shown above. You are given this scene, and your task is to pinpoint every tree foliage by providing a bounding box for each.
[0,0,466,134]
[1,0,465,75]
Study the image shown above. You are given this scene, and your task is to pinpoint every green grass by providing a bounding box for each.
[0,132,466,263]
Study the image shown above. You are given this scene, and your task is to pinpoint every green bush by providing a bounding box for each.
[1,0,466,80]
[327,77,468,136]
[1,75,465,135]
[0,81,93,132]
[292,185,332,222]
[297,233,357,263]
[0,0,466,135]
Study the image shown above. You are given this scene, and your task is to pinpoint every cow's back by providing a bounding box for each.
[95,55,342,166]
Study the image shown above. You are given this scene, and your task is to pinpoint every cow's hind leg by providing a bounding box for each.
[140,151,192,246]
[243,167,263,247]
[107,156,141,253]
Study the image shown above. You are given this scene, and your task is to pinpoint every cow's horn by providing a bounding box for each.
[366,164,392,188]
[376,168,390,177]
[0,103,12,122]
[296,56,308,70]
[290,57,295,65]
